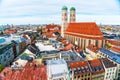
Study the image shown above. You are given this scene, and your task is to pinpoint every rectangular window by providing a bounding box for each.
[88,73,90,76]
[89,40,91,45]
[102,40,104,47]
[81,39,83,48]
[4,58,6,61]
[84,39,86,49]
[74,76,76,79]
[96,40,98,47]
[107,73,109,75]
[110,68,112,71]
[106,77,107,79]
[0,56,2,59]
[81,75,83,77]
[118,73,120,76]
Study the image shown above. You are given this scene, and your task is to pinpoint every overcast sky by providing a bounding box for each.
[0,0,120,25]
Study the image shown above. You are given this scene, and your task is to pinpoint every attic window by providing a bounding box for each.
[78,67,80,71]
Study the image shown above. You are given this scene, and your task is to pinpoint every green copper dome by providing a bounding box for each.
[62,6,68,10]
[70,7,75,11]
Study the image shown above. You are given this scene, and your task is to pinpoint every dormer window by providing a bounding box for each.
[54,27,59,30]
[78,67,80,71]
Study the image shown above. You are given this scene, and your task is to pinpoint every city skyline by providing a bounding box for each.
[0,0,120,25]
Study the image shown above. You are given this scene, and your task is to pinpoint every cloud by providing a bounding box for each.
[0,0,120,24]
[76,15,120,25]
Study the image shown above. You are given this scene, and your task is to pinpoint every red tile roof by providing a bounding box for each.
[111,46,120,53]
[107,39,120,46]
[4,29,17,34]
[60,43,74,51]
[42,27,46,31]
[89,59,102,67]
[65,43,74,50]
[42,25,61,38]
[45,25,61,33]
[61,39,68,44]
[65,22,104,40]
[89,59,105,74]
[87,44,99,53]
[0,75,4,80]
[69,61,90,74]
[69,61,88,68]
[42,32,54,38]
[1,62,47,80]
[22,34,28,39]
[46,25,61,29]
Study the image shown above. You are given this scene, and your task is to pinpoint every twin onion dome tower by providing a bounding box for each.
[61,6,105,49]
[61,6,76,37]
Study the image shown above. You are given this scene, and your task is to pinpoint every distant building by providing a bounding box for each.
[42,24,61,38]
[106,39,120,53]
[22,34,32,45]
[41,52,60,62]
[98,48,120,79]
[0,42,14,67]
[0,35,27,67]
[15,37,26,54]
[85,44,99,60]
[61,6,105,49]
[101,58,117,80]
[89,59,105,80]
[65,22,105,49]
[0,27,5,34]
[4,29,17,34]
[68,60,91,80]
[10,35,26,56]
[1,62,47,80]
[47,59,68,80]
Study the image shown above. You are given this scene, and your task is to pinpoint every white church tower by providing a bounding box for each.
[70,7,76,23]
[61,6,68,37]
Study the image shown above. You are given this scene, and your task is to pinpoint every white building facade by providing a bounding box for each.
[47,60,69,80]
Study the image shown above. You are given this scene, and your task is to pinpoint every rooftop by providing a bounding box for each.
[46,25,61,29]
[65,22,104,40]
[42,32,54,38]
[89,59,104,74]
[101,58,116,68]
[86,44,99,53]
[35,41,57,51]
[68,61,90,74]
[42,25,61,38]
[100,48,120,64]
[47,59,66,65]
[1,62,47,80]
[0,38,6,44]
[0,35,25,44]
[0,42,14,54]
[60,43,74,51]
[107,39,120,46]
[111,46,120,53]
[47,60,68,79]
